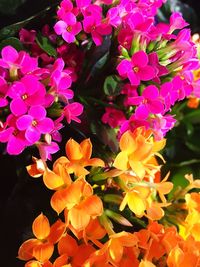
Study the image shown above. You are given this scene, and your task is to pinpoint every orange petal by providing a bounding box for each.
[127,192,146,217]
[64,181,83,209]
[53,159,72,186]
[80,139,92,160]
[43,169,65,190]
[18,239,41,260]
[109,239,123,263]
[119,131,136,153]
[57,234,78,256]
[26,158,46,178]
[50,188,68,214]
[47,219,66,244]
[113,152,129,171]
[73,244,96,266]
[167,247,184,267]
[65,139,83,161]
[81,195,103,217]
[68,207,90,231]
[53,254,68,267]
[32,213,50,240]
[25,260,42,267]
[146,203,164,221]
[86,158,105,167]
[85,218,106,241]
[33,242,54,262]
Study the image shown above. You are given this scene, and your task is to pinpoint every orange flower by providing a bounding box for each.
[18,214,66,263]
[50,178,103,230]
[53,233,95,267]
[187,97,200,109]
[113,128,165,179]
[63,138,105,178]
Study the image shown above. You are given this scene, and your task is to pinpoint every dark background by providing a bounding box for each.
[0,0,200,266]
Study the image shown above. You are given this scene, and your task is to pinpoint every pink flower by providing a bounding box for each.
[101,107,126,128]
[117,50,156,86]
[16,105,54,143]
[37,141,59,161]
[0,115,29,155]
[0,76,9,107]
[169,12,189,33]
[128,85,164,120]
[63,102,83,123]
[8,75,46,116]
[0,46,38,74]
[19,28,36,44]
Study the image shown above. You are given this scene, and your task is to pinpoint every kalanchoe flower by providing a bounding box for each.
[128,85,164,120]
[16,105,54,143]
[37,141,60,161]
[8,74,46,116]
[117,50,156,86]
[101,106,126,128]
[63,102,83,124]
[0,76,9,107]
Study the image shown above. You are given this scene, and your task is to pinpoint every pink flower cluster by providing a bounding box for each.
[97,0,199,140]
[0,46,83,159]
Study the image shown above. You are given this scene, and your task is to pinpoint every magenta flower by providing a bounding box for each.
[117,50,156,86]
[128,85,164,120]
[16,105,54,143]
[19,28,36,44]
[83,14,112,46]
[101,107,126,128]
[50,58,73,102]
[8,75,46,116]
[0,76,9,107]
[0,46,38,74]
[0,114,29,155]
[63,102,83,123]
[169,12,189,33]
[54,16,82,43]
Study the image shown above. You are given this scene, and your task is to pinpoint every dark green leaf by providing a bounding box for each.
[103,75,123,96]
[36,32,57,57]
[0,37,24,51]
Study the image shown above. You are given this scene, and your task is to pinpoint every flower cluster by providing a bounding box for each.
[19,130,200,266]
[0,45,83,159]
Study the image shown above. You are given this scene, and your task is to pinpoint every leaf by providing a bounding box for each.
[36,32,57,57]
[105,209,133,227]
[0,37,24,51]
[103,75,123,96]
[183,110,200,124]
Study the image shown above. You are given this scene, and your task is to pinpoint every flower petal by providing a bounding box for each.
[132,50,148,68]
[32,213,50,240]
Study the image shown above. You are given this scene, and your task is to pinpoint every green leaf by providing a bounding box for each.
[183,109,200,124]
[103,75,123,96]
[105,209,133,227]
[36,32,57,57]
[0,37,24,51]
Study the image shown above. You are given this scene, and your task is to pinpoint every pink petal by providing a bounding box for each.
[37,118,54,134]
[16,115,32,131]
[8,82,26,99]
[21,75,39,95]
[58,76,72,90]
[135,104,149,120]
[143,85,159,100]
[7,135,26,155]
[62,31,76,43]
[1,46,18,63]
[25,126,40,143]
[54,20,67,35]
[117,60,132,77]
[128,70,140,86]
[131,51,148,68]
[10,98,27,116]
[29,106,46,120]
[0,127,14,142]
[0,98,8,107]
[72,22,82,35]
[148,100,164,114]
[91,31,102,46]
[138,65,156,81]
[126,96,143,105]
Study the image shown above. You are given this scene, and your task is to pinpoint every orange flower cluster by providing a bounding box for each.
[18,127,200,266]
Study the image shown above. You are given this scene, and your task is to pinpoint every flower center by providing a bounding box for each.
[32,120,37,127]
[67,26,72,32]
[22,94,28,100]
[133,66,139,73]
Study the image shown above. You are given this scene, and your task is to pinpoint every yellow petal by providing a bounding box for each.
[32,213,50,240]
[139,260,156,267]
[119,131,136,153]
[25,260,42,267]
[113,152,129,171]
[127,192,146,217]
[129,160,145,179]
